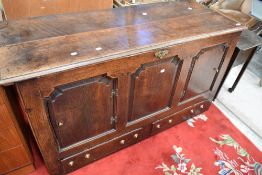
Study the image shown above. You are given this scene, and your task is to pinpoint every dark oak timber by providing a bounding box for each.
[0,1,245,175]
[0,1,245,85]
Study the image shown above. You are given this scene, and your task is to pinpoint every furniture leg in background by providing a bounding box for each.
[213,46,240,100]
[228,47,258,92]
[214,30,262,98]
[220,30,262,93]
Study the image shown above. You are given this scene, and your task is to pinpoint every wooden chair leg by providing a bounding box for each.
[228,47,257,93]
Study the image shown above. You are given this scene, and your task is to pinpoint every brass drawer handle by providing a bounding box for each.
[70,51,78,56]
[68,161,74,166]
[155,49,169,59]
[200,105,204,109]
[120,140,125,145]
[85,154,90,159]
[190,109,194,114]
[58,122,63,127]
[134,134,139,138]
[168,119,173,123]
[156,124,161,128]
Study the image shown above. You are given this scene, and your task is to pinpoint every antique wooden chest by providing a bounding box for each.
[0,1,245,174]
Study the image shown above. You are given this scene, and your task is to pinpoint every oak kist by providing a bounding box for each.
[0,1,245,174]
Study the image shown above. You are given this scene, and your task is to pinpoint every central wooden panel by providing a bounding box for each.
[47,75,116,148]
[128,57,182,122]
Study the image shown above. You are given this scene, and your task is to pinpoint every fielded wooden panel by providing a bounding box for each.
[128,57,182,122]
[180,43,228,103]
[47,75,117,148]
[2,0,113,20]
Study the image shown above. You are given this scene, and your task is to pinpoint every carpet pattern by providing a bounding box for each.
[28,104,262,175]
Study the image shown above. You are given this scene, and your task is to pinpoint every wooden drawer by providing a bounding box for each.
[61,128,145,173]
[191,101,211,116]
[151,101,211,135]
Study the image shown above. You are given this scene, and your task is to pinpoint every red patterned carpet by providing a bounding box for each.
[28,104,262,175]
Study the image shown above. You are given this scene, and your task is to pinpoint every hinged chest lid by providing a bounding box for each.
[0,0,246,85]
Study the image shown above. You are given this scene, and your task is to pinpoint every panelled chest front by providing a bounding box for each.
[0,1,245,174]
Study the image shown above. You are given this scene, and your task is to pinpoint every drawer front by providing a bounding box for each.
[190,101,211,116]
[61,128,145,173]
[151,101,211,135]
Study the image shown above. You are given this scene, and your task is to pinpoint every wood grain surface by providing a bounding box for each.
[0,1,246,85]
[2,0,113,20]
